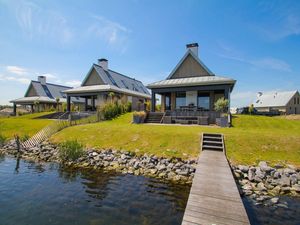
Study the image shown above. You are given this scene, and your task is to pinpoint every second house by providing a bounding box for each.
[64,58,151,111]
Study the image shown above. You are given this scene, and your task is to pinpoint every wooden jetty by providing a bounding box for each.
[181,133,250,225]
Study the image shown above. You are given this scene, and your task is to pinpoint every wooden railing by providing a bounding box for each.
[21,112,100,149]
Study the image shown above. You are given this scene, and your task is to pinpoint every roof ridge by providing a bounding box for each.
[31,80,72,88]
[93,63,143,83]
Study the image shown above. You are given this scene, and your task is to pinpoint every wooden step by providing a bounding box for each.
[203,133,222,138]
[203,140,223,146]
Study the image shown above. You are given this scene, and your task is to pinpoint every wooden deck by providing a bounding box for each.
[181,134,250,225]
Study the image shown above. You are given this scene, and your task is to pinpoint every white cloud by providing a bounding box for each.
[230,91,258,108]
[6,65,28,75]
[0,74,31,84]
[253,2,300,41]
[65,80,81,87]
[0,65,81,87]
[87,15,130,52]
[250,58,291,72]
[10,0,73,44]
[217,43,291,72]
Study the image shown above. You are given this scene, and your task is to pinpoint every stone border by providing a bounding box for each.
[0,140,196,185]
[231,162,300,207]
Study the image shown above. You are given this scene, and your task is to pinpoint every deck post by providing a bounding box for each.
[30,104,34,113]
[13,103,17,116]
[151,91,156,112]
[67,95,71,112]
[84,97,88,111]
[92,96,96,110]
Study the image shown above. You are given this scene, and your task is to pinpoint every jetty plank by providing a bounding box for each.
[181,134,250,225]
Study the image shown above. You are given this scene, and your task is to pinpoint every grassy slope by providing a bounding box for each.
[50,113,300,166]
[0,112,52,138]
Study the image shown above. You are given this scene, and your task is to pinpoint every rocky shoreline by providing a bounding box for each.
[1,140,300,207]
[0,140,196,184]
[232,162,300,207]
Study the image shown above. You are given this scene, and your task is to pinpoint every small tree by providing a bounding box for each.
[108,92,115,103]
[34,100,40,112]
[214,97,229,114]
[56,98,60,112]
[249,104,254,115]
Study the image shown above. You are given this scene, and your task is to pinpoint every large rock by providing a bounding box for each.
[256,182,267,192]
[279,175,291,187]
[238,165,249,173]
[248,167,256,181]
[258,161,273,173]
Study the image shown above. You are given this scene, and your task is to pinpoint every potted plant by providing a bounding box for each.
[132,111,146,124]
[214,97,229,127]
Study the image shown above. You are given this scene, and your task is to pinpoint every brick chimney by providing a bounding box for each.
[186,43,199,56]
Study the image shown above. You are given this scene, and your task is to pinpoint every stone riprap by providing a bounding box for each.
[232,161,300,207]
[0,140,196,184]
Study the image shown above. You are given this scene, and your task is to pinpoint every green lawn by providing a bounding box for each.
[51,113,300,166]
[0,112,52,139]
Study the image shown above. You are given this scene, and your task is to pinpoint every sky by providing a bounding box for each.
[0,0,299,107]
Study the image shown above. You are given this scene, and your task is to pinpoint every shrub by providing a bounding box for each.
[59,140,84,161]
[132,111,146,124]
[20,134,30,142]
[98,102,131,120]
[249,104,254,115]
[155,104,161,112]
[214,97,229,113]
[0,133,7,147]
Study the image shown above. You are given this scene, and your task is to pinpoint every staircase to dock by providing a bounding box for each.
[181,133,250,225]
[202,133,224,152]
[144,112,164,123]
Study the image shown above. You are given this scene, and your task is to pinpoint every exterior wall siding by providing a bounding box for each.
[286,92,300,114]
[82,69,104,86]
[26,85,38,97]
[170,54,211,79]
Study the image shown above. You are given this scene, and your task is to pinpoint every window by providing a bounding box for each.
[294,98,296,104]
[165,94,171,110]
[197,93,210,110]
[175,92,186,108]
[105,71,119,87]
[42,85,54,99]
[121,80,129,89]
[132,83,139,92]
[298,97,299,105]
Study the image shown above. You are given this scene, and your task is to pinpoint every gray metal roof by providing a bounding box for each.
[253,90,298,108]
[90,64,150,95]
[10,95,83,104]
[147,76,236,89]
[11,80,84,104]
[29,81,71,99]
[64,84,151,99]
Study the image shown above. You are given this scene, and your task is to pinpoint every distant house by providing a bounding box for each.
[64,58,151,111]
[253,90,300,115]
[147,43,236,124]
[10,76,83,115]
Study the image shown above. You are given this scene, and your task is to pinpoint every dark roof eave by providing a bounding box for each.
[147,81,236,90]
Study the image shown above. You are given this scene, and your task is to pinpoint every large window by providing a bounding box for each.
[198,93,210,110]
[165,94,171,110]
[176,92,186,108]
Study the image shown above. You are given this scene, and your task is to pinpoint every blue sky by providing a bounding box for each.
[0,0,299,107]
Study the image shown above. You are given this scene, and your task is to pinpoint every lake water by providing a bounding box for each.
[0,154,300,225]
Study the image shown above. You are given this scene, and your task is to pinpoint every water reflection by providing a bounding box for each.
[0,155,190,225]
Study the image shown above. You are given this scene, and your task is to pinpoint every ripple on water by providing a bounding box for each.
[0,155,190,225]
